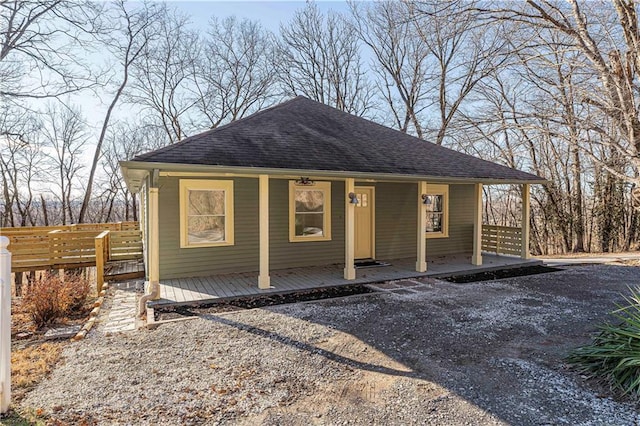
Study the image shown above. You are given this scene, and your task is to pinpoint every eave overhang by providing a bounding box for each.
[119,160,548,193]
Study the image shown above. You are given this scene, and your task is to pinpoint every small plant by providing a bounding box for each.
[64,272,90,311]
[567,286,640,399]
[22,272,90,328]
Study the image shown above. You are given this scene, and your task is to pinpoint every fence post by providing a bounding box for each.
[95,231,109,294]
[0,236,11,414]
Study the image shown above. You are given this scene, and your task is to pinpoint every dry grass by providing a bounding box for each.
[11,343,64,402]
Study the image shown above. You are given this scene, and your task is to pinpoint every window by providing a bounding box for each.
[179,180,234,248]
[289,181,331,242]
[354,192,368,208]
[424,184,449,239]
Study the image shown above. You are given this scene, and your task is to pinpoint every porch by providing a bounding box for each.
[149,253,541,307]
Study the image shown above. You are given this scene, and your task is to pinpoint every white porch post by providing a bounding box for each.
[0,236,11,414]
[258,174,271,289]
[472,183,483,265]
[416,181,427,272]
[344,178,356,280]
[521,183,531,259]
[148,185,160,298]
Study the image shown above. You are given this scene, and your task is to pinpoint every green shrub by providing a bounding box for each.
[22,272,90,328]
[567,286,640,399]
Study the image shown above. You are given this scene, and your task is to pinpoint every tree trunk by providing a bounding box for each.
[40,193,49,226]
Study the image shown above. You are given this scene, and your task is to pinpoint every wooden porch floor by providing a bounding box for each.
[150,254,541,307]
[105,259,145,281]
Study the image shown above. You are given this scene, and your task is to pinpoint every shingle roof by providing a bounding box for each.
[130,96,543,182]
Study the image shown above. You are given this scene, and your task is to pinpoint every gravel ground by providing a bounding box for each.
[20,264,640,425]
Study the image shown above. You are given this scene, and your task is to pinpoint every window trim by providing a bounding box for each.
[424,184,449,239]
[179,179,235,248]
[289,180,332,242]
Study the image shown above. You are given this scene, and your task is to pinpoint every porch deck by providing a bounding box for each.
[150,254,541,307]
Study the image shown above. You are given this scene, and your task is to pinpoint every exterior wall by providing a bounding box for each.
[426,184,475,256]
[157,176,473,279]
[270,179,345,269]
[370,182,474,260]
[158,177,345,279]
[158,176,259,279]
[370,182,417,260]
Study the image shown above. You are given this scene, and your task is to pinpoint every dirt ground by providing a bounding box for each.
[18,264,640,425]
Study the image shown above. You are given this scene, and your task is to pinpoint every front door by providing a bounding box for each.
[354,186,374,259]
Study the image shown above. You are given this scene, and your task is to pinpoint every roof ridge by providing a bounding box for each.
[210,96,306,135]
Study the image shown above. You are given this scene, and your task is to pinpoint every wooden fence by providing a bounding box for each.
[1,222,142,291]
[481,225,522,256]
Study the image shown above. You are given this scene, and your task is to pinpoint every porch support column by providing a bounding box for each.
[344,178,356,280]
[258,174,271,289]
[472,183,483,266]
[148,170,160,299]
[521,183,531,259]
[416,181,427,272]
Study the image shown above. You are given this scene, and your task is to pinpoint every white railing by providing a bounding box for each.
[0,236,11,413]
[481,225,522,256]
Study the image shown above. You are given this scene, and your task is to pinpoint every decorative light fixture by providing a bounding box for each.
[294,177,315,186]
[421,194,432,205]
[348,192,359,204]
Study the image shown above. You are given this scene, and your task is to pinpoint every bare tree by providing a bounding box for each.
[129,6,199,143]
[0,127,47,227]
[78,0,160,223]
[350,1,431,136]
[276,2,374,116]
[41,102,87,224]
[486,0,640,189]
[0,0,100,101]
[192,16,276,129]
[0,106,42,226]
[97,119,168,222]
[408,0,511,145]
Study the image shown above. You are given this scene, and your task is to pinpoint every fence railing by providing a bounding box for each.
[481,225,522,256]
[2,222,142,292]
[0,221,138,234]
[109,230,143,261]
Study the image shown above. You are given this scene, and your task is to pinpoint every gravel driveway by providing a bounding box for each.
[21,264,640,425]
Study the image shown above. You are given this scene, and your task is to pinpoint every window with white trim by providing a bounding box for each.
[179,180,234,248]
[289,181,332,242]
[424,184,449,239]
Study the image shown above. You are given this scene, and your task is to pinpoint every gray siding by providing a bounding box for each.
[158,177,345,279]
[427,184,474,256]
[269,179,345,270]
[371,182,474,260]
[371,182,418,259]
[158,177,259,279]
[157,176,473,279]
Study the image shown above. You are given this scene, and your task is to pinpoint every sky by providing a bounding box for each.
[178,1,345,30]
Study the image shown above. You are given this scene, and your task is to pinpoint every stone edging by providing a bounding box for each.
[72,283,109,341]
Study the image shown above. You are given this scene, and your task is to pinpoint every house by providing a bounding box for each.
[120,96,545,306]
